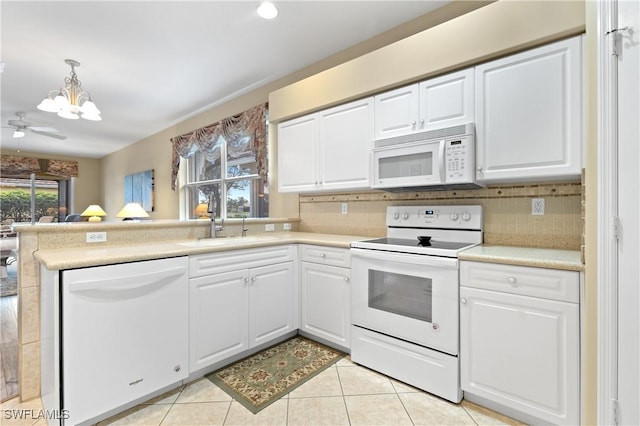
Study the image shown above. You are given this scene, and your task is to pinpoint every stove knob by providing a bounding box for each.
[402,212,410,220]
[462,212,471,221]
[450,212,459,221]
[393,212,400,220]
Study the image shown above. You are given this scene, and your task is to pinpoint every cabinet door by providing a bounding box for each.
[460,286,579,425]
[374,84,420,140]
[475,36,582,183]
[300,262,350,348]
[419,68,474,131]
[318,97,373,191]
[189,270,249,372]
[277,114,319,192]
[249,262,295,347]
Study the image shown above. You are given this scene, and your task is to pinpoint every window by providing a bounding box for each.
[0,177,71,223]
[185,135,268,219]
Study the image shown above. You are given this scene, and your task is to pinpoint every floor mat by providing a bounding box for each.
[206,336,345,414]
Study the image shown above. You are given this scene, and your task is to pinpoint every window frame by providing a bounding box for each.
[184,136,266,220]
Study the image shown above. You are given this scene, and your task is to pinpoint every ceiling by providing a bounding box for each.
[1,1,449,159]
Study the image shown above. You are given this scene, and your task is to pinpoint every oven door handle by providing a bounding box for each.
[350,248,458,269]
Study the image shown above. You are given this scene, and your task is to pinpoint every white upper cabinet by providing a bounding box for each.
[374,84,420,139]
[475,36,582,183]
[419,68,475,131]
[374,68,474,140]
[277,114,318,192]
[278,97,373,193]
[318,98,373,191]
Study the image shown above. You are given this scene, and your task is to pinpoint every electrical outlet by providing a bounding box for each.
[86,232,107,243]
[341,203,348,214]
[265,224,275,232]
[283,223,292,231]
[532,198,545,215]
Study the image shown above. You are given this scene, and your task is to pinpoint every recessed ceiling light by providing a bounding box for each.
[257,2,278,19]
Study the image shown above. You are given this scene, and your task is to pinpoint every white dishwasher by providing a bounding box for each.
[41,257,189,425]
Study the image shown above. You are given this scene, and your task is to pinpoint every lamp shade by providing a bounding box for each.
[80,205,107,222]
[116,203,150,220]
[195,203,210,218]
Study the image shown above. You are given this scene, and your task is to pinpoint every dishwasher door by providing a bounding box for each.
[61,257,189,425]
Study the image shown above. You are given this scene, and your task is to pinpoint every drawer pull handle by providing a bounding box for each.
[508,277,517,286]
[321,253,326,258]
[460,298,467,304]
[344,277,350,283]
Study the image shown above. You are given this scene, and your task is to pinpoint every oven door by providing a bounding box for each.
[351,248,459,355]
[372,139,444,189]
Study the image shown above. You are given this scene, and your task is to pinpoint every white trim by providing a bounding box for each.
[597,0,619,424]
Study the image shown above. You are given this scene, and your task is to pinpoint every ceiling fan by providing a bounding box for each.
[4,112,67,140]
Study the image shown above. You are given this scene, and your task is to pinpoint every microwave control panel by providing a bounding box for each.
[445,137,473,182]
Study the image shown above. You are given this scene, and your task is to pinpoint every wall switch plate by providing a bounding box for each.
[532,198,545,215]
[86,232,107,243]
[283,223,292,231]
[341,202,348,214]
[265,224,275,232]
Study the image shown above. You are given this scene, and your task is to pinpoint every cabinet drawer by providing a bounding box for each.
[460,261,579,303]
[300,244,350,268]
[190,245,294,277]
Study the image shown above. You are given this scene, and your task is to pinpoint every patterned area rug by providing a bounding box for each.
[207,336,345,414]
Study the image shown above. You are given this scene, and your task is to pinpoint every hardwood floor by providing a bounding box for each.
[0,294,18,401]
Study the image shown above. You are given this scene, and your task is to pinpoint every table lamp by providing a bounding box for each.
[80,205,107,222]
[116,203,150,221]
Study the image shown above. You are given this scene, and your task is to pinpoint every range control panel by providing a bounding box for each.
[386,205,483,230]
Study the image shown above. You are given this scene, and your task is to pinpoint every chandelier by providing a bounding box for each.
[37,59,102,121]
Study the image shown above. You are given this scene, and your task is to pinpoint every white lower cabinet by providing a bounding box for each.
[189,247,296,372]
[299,245,350,349]
[460,261,580,425]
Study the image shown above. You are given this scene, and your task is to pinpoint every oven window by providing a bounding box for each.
[368,270,432,322]
[379,152,433,179]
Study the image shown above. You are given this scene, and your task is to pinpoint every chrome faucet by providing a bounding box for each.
[208,194,223,238]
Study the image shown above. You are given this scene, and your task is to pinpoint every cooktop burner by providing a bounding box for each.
[358,237,474,251]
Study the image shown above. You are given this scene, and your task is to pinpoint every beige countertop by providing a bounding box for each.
[34,232,368,270]
[459,244,584,271]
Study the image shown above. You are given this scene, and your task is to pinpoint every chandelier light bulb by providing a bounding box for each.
[37,97,58,113]
[13,129,25,138]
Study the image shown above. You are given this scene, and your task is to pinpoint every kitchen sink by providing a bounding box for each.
[178,236,280,248]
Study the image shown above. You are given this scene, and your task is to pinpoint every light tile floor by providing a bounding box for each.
[0,357,523,426]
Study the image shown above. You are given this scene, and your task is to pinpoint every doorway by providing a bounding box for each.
[0,176,70,401]
[598,1,640,424]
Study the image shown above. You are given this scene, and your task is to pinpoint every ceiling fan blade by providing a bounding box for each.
[29,126,59,133]
[30,129,67,140]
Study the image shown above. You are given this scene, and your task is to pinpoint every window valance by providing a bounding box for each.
[0,155,79,179]
[170,103,268,190]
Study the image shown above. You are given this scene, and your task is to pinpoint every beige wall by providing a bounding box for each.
[0,149,102,215]
[583,1,598,424]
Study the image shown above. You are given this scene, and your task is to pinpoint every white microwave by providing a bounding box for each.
[372,123,482,191]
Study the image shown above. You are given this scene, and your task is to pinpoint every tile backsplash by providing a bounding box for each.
[299,181,583,250]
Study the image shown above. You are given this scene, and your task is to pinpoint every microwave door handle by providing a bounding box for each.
[438,140,446,183]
